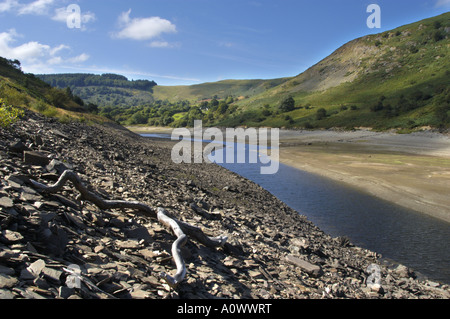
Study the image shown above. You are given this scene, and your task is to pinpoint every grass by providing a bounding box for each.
[228,12,450,130]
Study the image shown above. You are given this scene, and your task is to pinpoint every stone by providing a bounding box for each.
[23,151,51,166]
[9,140,29,153]
[0,108,448,300]
[116,240,141,250]
[0,274,18,289]
[0,289,15,299]
[20,259,46,280]
[125,226,153,242]
[46,159,71,174]
[58,286,75,299]
[0,265,15,276]
[0,197,13,208]
[41,267,63,284]
[51,129,70,140]
[285,255,323,278]
[63,210,86,229]
[1,230,24,243]
[20,189,42,202]
[394,265,414,279]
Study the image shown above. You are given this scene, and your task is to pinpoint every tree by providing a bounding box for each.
[86,103,98,114]
[47,88,70,108]
[129,111,148,125]
[217,101,229,115]
[316,108,327,120]
[279,96,295,112]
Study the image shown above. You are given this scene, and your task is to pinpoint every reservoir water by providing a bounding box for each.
[142,133,450,284]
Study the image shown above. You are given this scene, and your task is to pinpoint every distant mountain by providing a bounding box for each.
[27,12,450,130]
[37,73,157,107]
[152,78,290,103]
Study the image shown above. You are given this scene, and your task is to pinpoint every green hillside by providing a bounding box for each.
[153,78,290,102]
[226,12,450,130]
[20,12,450,130]
[0,57,108,124]
[37,73,157,107]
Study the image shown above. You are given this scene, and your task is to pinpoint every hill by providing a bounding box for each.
[152,78,290,102]
[37,73,288,107]
[1,107,449,299]
[0,57,108,124]
[23,12,450,130]
[227,12,450,130]
[37,73,157,108]
[97,12,450,130]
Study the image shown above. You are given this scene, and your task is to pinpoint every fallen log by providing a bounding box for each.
[30,170,228,288]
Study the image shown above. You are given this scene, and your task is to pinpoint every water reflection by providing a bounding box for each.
[143,133,450,284]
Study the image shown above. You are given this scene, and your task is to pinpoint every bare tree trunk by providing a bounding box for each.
[30,170,228,288]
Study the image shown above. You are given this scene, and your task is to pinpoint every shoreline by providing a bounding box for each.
[128,126,450,224]
[2,113,449,299]
[276,129,450,223]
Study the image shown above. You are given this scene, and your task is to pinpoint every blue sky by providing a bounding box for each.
[0,0,449,86]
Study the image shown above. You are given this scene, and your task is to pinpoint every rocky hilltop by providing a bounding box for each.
[0,110,449,300]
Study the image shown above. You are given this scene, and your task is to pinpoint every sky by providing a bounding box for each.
[0,0,449,86]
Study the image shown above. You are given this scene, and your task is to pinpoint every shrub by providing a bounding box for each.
[316,108,327,120]
[0,98,24,128]
[279,96,295,112]
[32,100,48,113]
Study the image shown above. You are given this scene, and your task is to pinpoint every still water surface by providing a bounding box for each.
[143,133,450,284]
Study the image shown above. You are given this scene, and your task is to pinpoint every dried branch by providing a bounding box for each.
[30,170,228,288]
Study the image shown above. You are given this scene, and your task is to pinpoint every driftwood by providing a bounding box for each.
[30,170,228,288]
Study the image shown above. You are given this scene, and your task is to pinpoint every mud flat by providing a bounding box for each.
[277,129,450,223]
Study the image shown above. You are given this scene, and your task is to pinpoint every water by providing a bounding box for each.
[143,133,450,284]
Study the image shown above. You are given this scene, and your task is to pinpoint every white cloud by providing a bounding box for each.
[114,9,177,41]
[0,0,19,12]
[18,0,54,15]
[49,44,69,56]
[0,29,50,62]
[435,0,450,7]
[0,29,89,72]
[67,53,89,63]
[149,41,180,49]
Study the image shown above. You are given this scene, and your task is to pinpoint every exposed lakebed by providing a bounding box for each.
[142,133,450,285]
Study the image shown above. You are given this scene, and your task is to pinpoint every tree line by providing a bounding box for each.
[37,73,157,91]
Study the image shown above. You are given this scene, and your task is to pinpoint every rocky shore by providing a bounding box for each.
[0,110,449,300]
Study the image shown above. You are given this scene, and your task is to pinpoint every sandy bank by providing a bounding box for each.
[126,125,174,134]
[128,126,450,223]
[277,129,450,223]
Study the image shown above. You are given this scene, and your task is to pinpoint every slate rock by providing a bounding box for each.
[0,274,18,289]
[0,289,15,299]
[1,230,24,244]
[23,151,51,166]
[9,140,29,153]
[0,197,14,208]
[285,255,323,278]
[0,265,15,276]
[46,159,71,174]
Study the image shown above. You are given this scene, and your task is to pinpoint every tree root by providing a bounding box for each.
[30,170,228,288]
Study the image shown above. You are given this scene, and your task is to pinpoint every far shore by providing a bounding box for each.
[276,129,450,224]
[128,126,450,223]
